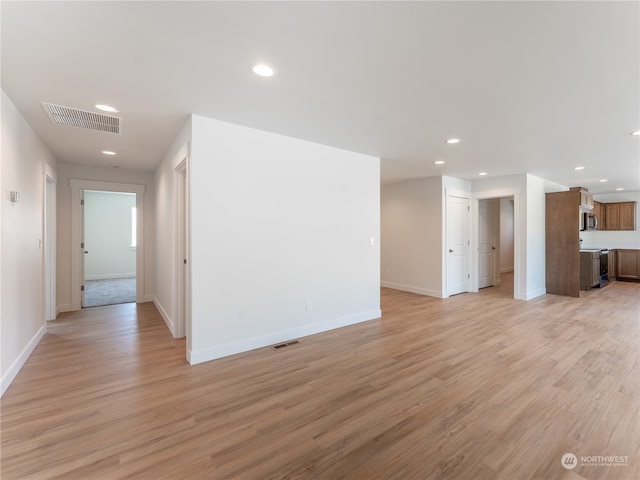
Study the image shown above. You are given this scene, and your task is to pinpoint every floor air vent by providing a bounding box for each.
[271,340,300,350]
[42,102,122,134]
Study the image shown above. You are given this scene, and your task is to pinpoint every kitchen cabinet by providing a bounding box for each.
[593,201,604,230]
[603,202,636,231]
[580,251,600,290]
[609,249,616,279]
[546,189,582,297]
[616,249,640,281]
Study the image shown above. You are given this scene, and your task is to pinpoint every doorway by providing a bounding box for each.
[69,179,145,311]
[82,190,137,307]
[478,198,499,288]
[473,194,517,296]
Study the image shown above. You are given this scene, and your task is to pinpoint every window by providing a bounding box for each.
[131,206,137,249]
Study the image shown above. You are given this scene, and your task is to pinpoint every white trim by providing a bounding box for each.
[519,287,546,301]
[58,303,73,313]
[380,282,444,298]
[154,296,174,336]
[143,294,154,303]
[188,309,382,365]
[1,325,46,397]
[70,179,145,310]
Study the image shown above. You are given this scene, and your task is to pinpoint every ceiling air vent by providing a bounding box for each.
[41,102,121,135]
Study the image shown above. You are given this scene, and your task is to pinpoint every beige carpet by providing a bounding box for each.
[84,278,136,307]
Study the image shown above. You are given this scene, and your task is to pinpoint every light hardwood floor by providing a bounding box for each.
[2,276,639,480]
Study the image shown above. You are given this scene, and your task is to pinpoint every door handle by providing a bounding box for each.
[449,249,454,253]
[492,246,496,250]
[84,251,88,254]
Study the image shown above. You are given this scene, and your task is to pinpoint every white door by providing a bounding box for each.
[479,199,498,288]
[446,195,470,296]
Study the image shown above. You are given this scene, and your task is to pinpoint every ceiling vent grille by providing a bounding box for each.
[41,102,121,135]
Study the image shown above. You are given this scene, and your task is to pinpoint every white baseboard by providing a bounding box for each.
[154,297,174,336]
[58,303,73,313]
[1,324,46,397]
[188,308,382,365]
[517,288,546,301]
[85,273,136,281]
[381,281,444,298]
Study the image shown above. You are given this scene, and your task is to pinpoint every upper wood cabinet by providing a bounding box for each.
[593,201,604,230]
[603,201,636,231]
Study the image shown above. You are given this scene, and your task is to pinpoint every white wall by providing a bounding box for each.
[188,116,380,364]
[1,90,57,395]
[57,164,155,311]
[500,198,514,272]
[524,174,548,299]
[581,190,640,249]
[84,191,136,280]
[153,118,192,336]
[381,176,444,297]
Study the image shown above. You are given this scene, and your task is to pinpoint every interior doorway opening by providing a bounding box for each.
[69,179,145,312]
[476,196,515,292]
[82,190,137,308]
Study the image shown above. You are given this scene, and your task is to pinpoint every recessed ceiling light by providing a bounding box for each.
[616,187,624,191]
[599,179,608,183]
[434,160,445,165]
[102,150,116,156]
[574,166,585,171]
[478,172,488,176]
[631,130,640,136]
[95,104,118,113]
[446,138,460,144]
[251,63,276,77]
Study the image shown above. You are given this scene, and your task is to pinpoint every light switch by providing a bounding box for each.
[369,237,375,247]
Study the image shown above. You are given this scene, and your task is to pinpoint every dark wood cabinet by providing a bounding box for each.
[580,251,600,290]
[619,202,636,230]
[609,249,616,279]
[546,190,581,297]
[616,249,640,280]
[603,202,636,231]
[593,201,604,230]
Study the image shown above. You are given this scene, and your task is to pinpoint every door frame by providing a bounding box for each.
[70,179,146,311]
[470,188,521,299]
[173,157,190,343]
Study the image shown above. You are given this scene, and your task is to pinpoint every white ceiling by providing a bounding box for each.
[2,1,639,193]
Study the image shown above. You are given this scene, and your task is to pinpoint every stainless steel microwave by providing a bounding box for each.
[582,212,597,230]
